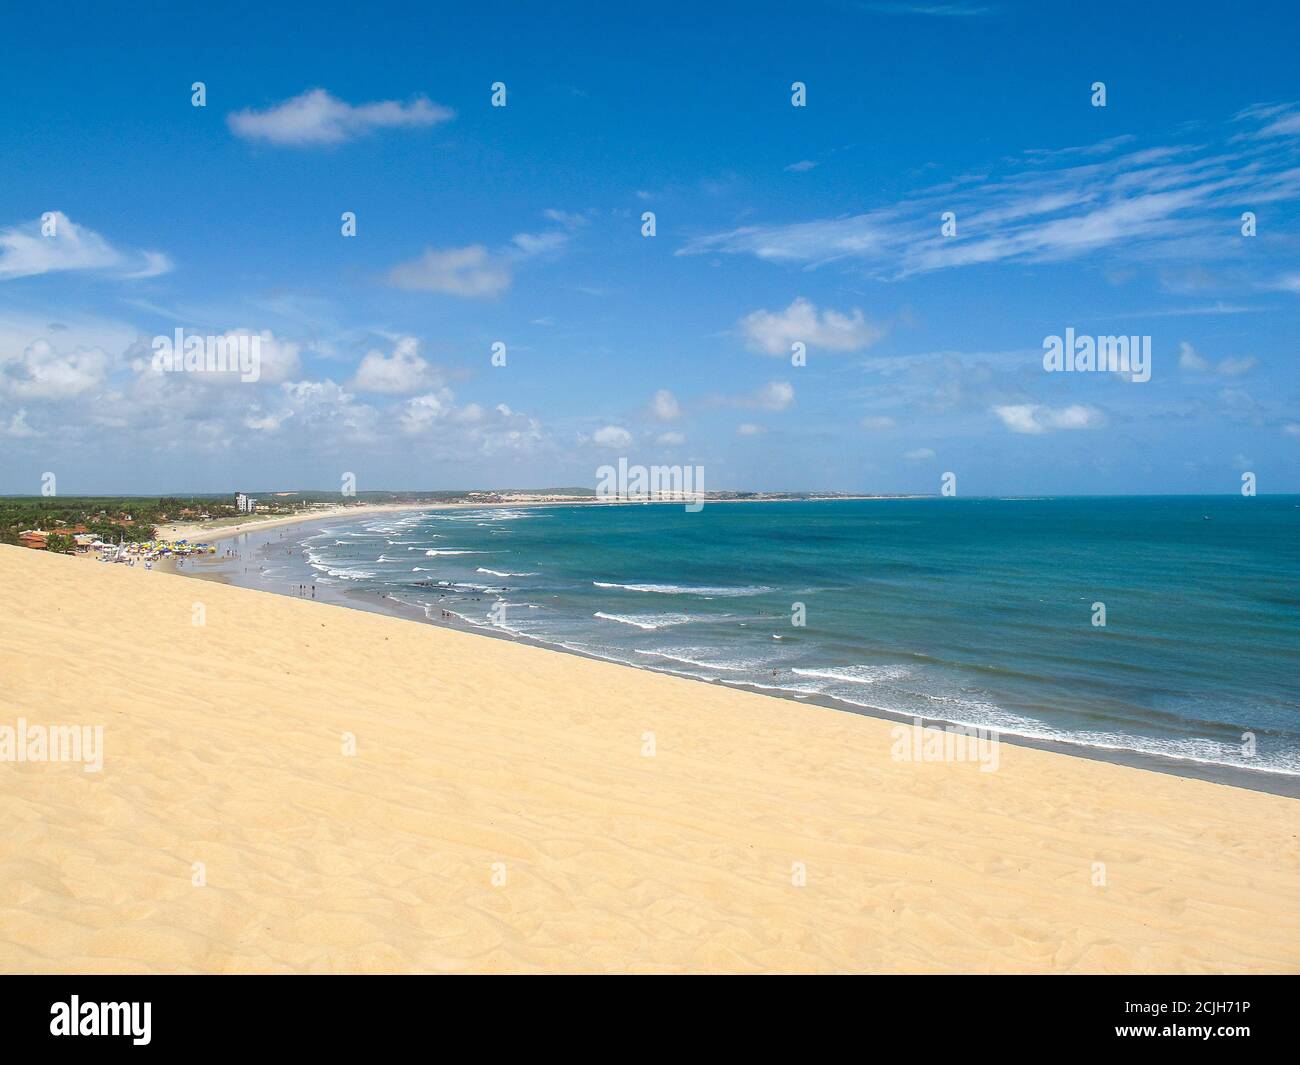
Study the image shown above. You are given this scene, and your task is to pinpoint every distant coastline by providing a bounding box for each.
[156,493,926,544]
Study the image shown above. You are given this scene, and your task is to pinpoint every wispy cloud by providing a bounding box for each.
[0,212,171,281]
[387,245,511,297]
[1235,102,1300,139]
[680,108,1300,280]
[993,404,1105,434]
[386,211,583,298]
[1177,341,1257,377]
[713,381,796,412]
[228,88,453,146]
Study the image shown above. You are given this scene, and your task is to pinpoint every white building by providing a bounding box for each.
[235,492,256,513]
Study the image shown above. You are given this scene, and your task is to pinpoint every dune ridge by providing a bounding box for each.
[0,545,1296,974]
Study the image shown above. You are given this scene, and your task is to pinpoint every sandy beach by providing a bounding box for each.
[155,503,438,544]
[1,543,1297,974]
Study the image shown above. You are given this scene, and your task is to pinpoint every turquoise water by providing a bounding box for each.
[286,497,1299,776]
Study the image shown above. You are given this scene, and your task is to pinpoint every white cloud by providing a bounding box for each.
[386,245,511,298]
[754,381,795,410]
[737,423,764,436]
[511,231,569,257]
[508,211,584,260]
[1178,341,1257,377]
[542,208,589,228]
[861,415,896,430]
[1283,423,1300,436]
[1,338,109,400]
[1178,340,1210,371]
[227,88,453,146]
[385,214,576,297]
[740,298,885,355]
[352,336,436,394]
[399,389,454,434]
[651,388,681,421]
[252,332,306,384]
[903,447,935,459]
[393,391,547,456]
[593,425,633,448]
[785,160,818,172]
[0,212,171,281]
[657,430,685,445]
[243,407,293,432]
[2,409,37,438]
[268,379,379,442]
[1217,356,1257,376]
[129,329,301,386]
[993,403,1105,434]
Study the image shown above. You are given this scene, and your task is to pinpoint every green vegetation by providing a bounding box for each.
[0,490,603,548]
[43,533,75,554]
[0,496,241,547]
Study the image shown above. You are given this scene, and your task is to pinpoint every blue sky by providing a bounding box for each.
[1,0,1297,494]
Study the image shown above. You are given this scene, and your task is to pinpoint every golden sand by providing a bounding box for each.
[0,545,1296,973]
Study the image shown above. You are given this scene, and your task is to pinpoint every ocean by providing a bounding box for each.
[215,497,1300,782]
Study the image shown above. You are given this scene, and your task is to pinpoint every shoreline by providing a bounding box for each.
[157,502,443,543]
[169,511,1300,799]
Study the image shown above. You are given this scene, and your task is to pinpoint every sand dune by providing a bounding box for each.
[0,545,1296,973]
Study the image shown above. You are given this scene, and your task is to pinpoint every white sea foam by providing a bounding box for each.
[791,665,912,685]
[593,581,771,597]
[477,567,538,577]
[594,611,691,630]
[633,648,752,671]
[425,549,485,556]
[308,561,376,581]
[734,678,823,696]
